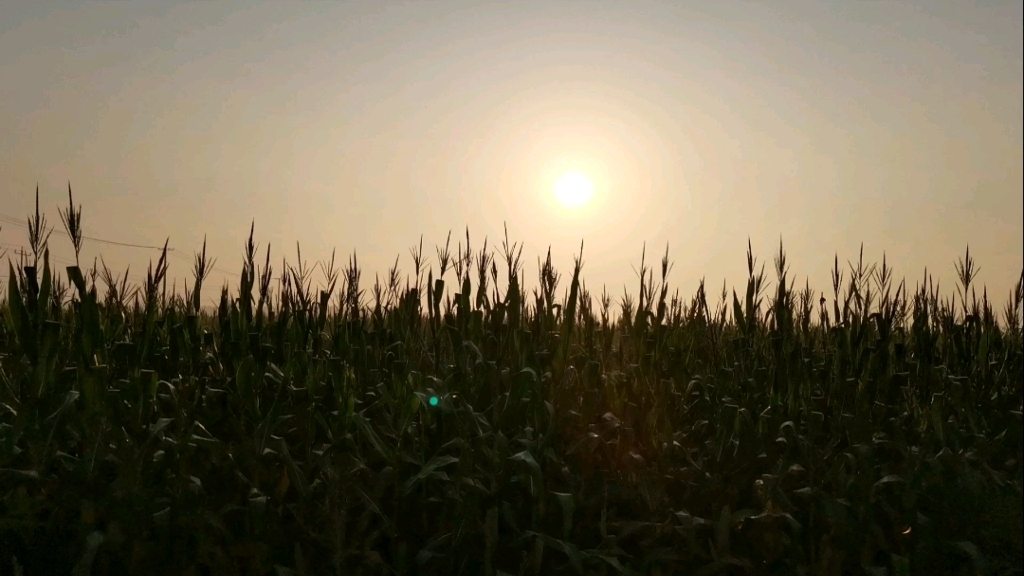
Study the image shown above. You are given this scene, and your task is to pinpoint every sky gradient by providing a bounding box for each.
[1,0,1021,316]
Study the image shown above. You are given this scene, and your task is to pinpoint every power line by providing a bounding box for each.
[0,213,278,281]
[2,217,340,287]
[0,239,272,285]
[1,243,79,266]
[0,213,175,251]
[1,244,150,285]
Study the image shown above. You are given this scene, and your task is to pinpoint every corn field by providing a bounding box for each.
[1,189,1022,575]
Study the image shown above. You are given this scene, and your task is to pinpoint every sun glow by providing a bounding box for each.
[553,171,594,209]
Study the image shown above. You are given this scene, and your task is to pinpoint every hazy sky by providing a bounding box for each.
[1,0,1021,315]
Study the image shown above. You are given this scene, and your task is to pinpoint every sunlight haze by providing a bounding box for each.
[1,0,1021,312]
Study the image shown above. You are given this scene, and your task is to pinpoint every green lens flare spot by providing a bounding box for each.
[429,396,439,406]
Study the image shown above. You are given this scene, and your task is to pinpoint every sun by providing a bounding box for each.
[553,171,594,209]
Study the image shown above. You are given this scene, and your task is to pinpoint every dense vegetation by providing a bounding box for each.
[1,190,1022,575]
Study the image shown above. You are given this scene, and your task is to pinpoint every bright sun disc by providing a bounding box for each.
[554,172,594,208]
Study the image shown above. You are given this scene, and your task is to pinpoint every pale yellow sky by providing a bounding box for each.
[1,1,1021,314]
